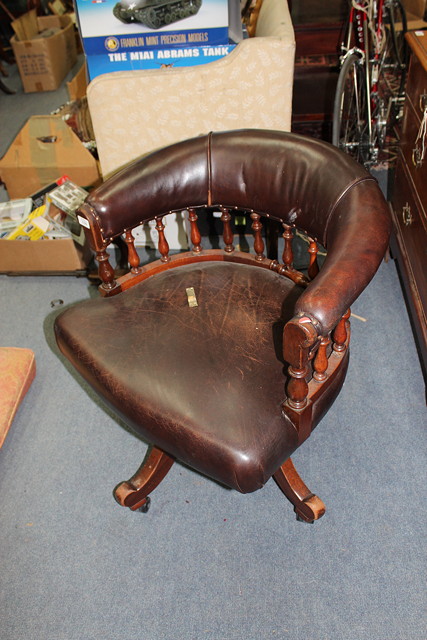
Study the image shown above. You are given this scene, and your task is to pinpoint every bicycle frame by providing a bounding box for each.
[340,0,387,144]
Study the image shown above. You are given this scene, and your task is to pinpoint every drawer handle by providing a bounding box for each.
[402,203,413,227]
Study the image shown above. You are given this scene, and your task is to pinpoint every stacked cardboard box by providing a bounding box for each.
[10,10,77,93]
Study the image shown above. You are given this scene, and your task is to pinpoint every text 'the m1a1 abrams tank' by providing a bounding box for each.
[113,0,202,30]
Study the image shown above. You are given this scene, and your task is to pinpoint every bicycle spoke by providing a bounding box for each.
[333,53,371,165]
[333,0,407,169]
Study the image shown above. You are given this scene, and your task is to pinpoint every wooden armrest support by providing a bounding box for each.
[283,316,319,410]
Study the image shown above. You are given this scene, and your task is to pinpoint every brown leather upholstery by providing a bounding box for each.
[56,262,301,492]
[54,130,391,520]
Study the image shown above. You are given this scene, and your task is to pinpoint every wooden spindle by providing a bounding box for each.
[155,216,170,262]
[286,364,309,410]
[283,317,318,411]
[282,224,294,269]
[124,230,141,273]
[313,336,330,381]
[250,212,265,261]
[188,208,202,253]
[221,207,234,253]
[333,309,351,352]
[96,248,117,290]
[307,237,320,280]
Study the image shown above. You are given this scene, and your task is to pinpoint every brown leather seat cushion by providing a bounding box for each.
[55,261,303,493]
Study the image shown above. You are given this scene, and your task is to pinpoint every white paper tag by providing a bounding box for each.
[77,215,90,229]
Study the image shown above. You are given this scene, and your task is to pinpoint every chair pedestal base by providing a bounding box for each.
[114,446,175,511]
[114,446,325,523]
[273,458,326,523]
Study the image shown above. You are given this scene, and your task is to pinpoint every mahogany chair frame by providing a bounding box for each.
[55,130,391,523]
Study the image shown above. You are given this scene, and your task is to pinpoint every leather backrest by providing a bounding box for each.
[208,130,372,244]
[82,129,391,335]
[86,129,371,245]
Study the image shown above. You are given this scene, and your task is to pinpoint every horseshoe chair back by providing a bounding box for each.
[54,130,391,523]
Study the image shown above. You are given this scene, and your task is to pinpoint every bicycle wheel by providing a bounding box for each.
[379,0,408,119]
[332,52,372,166]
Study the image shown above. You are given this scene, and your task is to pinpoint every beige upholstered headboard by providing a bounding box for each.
[87,0,295,178]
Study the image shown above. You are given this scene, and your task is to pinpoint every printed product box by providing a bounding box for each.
[0,116,100,200]
[10,14,77,93]
[85,42,236,79]
[74,0,240,80]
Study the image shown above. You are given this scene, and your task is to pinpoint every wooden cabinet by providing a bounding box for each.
[391,32,427,383]
[290,1,347,140]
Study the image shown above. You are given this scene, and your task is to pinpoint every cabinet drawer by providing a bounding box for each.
[392,159,427,316]
[400,98,427,211]
[406,51,427,119]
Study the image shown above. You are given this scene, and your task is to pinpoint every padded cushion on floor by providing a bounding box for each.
[0,347,36,448]
[55,262,303,492]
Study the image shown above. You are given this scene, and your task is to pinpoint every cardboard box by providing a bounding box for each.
[74,0,241,80]
[0,237,91,273]
[85,43,237,79]
[66,62,88,100]
[11,14,77,93]
[402,0,427,30]
[75,0,230,49]
[0,116,100,200]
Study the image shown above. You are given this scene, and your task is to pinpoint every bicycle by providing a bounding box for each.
[332,0,408,168]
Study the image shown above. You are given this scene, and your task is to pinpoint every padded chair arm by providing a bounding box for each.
[294,180,392,336]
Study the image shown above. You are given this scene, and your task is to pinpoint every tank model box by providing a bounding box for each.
[74,0,242,80]
[84,42,237,80]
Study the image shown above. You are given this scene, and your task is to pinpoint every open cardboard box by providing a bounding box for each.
[10,12,77,93]
[66,62,88,101]
[0,193,93,274]
[0,197,92,274]
[0,237,92,274]
[0,115,99,200]
[0,116,99,274]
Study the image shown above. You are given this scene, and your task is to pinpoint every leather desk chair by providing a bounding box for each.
[54,130,391,523]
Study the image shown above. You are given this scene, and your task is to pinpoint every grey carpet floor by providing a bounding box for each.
[0,257,426,640]
[0,54,426,640]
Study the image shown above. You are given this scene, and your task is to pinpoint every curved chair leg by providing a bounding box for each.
[114,446,175,512]
[273,458,326,523]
